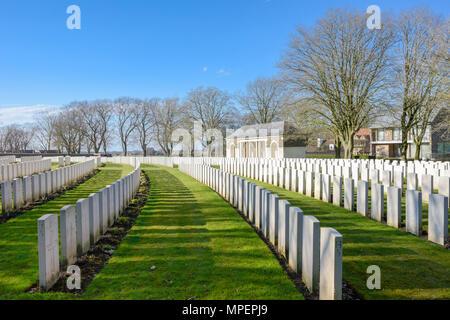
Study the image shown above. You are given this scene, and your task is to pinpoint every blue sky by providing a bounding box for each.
[0,0,448,126]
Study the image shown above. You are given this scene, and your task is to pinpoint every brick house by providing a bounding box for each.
[353,128,371,156]
[369,108,450,159]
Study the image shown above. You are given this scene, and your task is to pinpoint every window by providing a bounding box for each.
[393,128,401,141]
[377,129,386,141]
[437,143,450,154]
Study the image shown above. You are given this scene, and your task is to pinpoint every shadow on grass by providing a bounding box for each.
[245,178,450,300]
[81,165,303,300]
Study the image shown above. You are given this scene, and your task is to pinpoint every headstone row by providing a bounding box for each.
[221,160,449,247]
[0,155,16,165]
[0,159,51,184]
[20,155,43,162]
[38,164,141,291]
[178,162,343,300]
[1,159,96,216]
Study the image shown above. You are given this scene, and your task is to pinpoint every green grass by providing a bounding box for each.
[81,165,303,300]
[0,163,133,299]
[245,178,450,300]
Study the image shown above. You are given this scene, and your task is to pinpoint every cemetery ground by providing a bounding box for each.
[0,163,133,299]
[0,161,448,300]
[244,178,450,300]
[0,163,303,300]
[81,164,303,300]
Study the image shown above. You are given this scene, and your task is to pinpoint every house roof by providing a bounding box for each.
[369,106,447,129]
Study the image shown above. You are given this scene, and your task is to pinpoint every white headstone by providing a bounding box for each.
[405,190,422,236]
[387,187,402,228]
[38,214,60,291]
[60,205,77,267]
[288,207,303,273]
[319,227,343,300]
[76,198,90,256]
[302,215,320,295]
[428,194,448,246]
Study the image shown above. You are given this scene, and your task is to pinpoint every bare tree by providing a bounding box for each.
[79,101,103,153]
[393,8,448,160]
[34,111,57,151]
[0,125,34,152]
[185,86,235,153]
[115,97,137,156]
[279,9,394,158]
[135,98,157,156]
[95,100,114,154]
[237,77,287,124]
[152,98,184,156]
[53,103,86,154]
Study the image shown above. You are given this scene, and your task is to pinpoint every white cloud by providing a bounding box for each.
[0,104,59,126]
[203,67,208,72]
[217,68,231,77]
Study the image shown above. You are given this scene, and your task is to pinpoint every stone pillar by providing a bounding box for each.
[405,190,422,236]
[288,207,303,274]
[387,187,402,228]
[38,214,60,291]
[302,215,320,295]
[319,228,343,300]
[60,205,77,267]
[428,194,448,246]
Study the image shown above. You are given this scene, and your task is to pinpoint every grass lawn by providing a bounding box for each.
[0,163,133,299]
[244,177,450,300]
[81,165,303,300]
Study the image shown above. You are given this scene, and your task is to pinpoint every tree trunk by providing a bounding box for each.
[342,134,354,159]
[335,139,342,159]
[142,144,147,157]
[414,143,421,160]
[400,117,409,161]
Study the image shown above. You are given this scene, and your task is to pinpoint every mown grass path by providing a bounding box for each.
[245,178,450,300]
[0,163,133,299]
[82,165,303,300]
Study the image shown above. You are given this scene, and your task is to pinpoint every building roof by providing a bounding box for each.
[369,106,447,129]
[356,128,371,137]
[226,121,290,139]
[226,121,308,147]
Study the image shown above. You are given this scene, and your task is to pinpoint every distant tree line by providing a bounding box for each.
[0,7,448,159]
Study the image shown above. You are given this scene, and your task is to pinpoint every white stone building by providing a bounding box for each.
[225,121,307,159]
